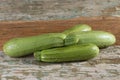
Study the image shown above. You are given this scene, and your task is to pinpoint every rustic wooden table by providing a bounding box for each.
[0,0,120,80]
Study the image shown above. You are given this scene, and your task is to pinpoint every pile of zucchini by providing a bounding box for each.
[3,24,116,62]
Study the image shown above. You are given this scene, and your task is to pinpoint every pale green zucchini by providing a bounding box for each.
[65,31,116,48]
[34,44,99,62]
[63,24,92,35]
[3,33,66,57]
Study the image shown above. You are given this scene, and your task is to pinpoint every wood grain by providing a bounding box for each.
[0,17,120,50]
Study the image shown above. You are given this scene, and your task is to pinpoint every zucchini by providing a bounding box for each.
[34,44,99,62]
[65,31,116,48]
[3,33,66,57]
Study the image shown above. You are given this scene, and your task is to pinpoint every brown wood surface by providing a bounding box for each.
[0,17,120,50]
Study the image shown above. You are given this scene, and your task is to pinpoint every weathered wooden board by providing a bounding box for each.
[0,17,120,80]
[0,17,120,50]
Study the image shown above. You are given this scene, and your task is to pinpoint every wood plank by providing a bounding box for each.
[0,17,120,50]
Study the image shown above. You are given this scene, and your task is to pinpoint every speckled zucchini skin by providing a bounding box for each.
[3,33,66,57]
[34,44,99,62]
[63,24,92,35]
[65,31,116,48]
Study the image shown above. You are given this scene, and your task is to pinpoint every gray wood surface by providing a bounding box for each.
[0,0,120,80]
[0,46,120,80]
[0,0,120,21]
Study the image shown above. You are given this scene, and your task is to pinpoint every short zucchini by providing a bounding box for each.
[3,33,66,57]
[34,44,99,62]
[65,31,116,48]
[63,24,92,35]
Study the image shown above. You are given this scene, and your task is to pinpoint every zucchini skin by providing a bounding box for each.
[34,44,99,62]
[63,24,92,35]
[3,33,66,57]
[65,31,116,48]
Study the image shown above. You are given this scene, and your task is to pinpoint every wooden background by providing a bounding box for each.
[0,1,120,80]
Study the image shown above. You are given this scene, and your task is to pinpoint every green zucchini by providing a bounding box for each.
[34,44,99,62]
[63,24,92,35]
[3,33,66,57]
[65,31,116,48]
